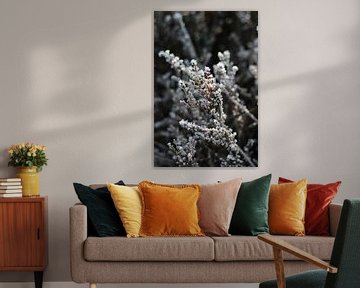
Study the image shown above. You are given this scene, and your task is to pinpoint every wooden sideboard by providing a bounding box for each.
[0,197,47,288]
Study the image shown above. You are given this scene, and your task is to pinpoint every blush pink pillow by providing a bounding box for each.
[198,178,242,236]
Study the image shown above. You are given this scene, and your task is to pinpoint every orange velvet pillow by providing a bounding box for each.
[138,181,204,237]
[279,177,341,236]
[269,179,307,236]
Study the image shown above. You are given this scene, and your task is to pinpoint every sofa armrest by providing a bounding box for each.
[69,203,88,283]
[329,203,342,237]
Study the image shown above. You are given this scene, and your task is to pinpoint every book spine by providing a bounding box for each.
[0,183,22,186]
[0,178,21,182]
[0,190,23,193]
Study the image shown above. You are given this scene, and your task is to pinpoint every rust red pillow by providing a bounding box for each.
[278,177,341,236]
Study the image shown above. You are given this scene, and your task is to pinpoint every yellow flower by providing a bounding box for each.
[27,152,32,157]
[37,145,46,151]
[8,149,13,155]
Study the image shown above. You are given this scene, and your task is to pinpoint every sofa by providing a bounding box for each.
[70,201,342,287]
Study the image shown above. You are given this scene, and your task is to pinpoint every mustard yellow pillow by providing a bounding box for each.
[138,181,204,237]
[269,179,307,236]
[107,183,142,238]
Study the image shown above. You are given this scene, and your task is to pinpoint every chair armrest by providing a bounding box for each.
[258,234,337,273]
[329,203,342,236]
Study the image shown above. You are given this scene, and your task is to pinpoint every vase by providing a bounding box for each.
[16,167,40,197]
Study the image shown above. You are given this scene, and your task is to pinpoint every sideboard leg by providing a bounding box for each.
[90,283,97,288]
[34,271,43,288]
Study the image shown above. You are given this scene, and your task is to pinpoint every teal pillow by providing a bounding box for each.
[229,174,272,236]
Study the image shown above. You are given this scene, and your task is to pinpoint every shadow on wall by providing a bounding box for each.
[1,0,155,135]
[261,16,360,199]
[0,0,183,282]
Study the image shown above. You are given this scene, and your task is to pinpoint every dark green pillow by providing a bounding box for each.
[73,181,126,237]
[229,174,272,236]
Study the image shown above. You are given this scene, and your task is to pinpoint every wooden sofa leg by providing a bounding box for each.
[89,283,96,288]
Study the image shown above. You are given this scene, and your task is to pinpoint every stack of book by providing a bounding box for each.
[0,178,22,197]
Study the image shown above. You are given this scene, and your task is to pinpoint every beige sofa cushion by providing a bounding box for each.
[84,236,214,261]
[212,235,334,261]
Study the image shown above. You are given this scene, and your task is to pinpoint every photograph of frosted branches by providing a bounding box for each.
[154,11,258,167]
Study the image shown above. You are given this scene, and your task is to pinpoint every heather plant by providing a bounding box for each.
[154,11,258,167]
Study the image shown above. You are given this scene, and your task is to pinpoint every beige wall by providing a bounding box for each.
[0,0,359,282]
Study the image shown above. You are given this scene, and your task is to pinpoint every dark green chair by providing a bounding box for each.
[258,199,360,288]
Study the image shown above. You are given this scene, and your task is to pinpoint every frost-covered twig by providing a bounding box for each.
[168,136,199,167]
[214,51,258,124]
[173,12,198,60]
[158,50,256,167]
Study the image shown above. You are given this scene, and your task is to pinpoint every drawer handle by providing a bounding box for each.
[37,228,40,240]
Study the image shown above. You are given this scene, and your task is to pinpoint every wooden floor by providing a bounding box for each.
[0,283,259,288]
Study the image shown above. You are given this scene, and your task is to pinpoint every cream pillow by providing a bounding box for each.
[107,183,142,237]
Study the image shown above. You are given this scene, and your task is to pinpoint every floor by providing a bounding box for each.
[0,283,259,288]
